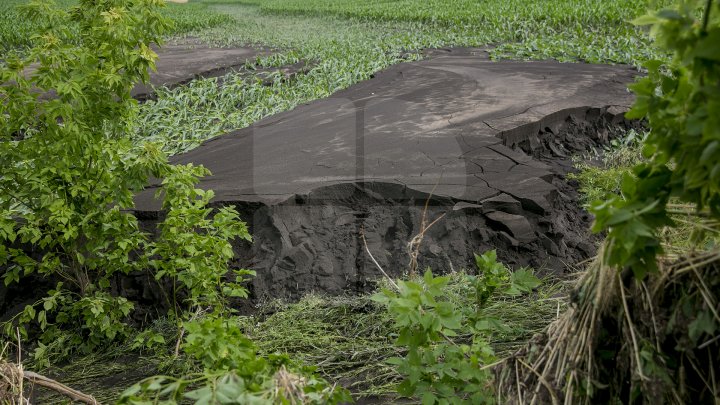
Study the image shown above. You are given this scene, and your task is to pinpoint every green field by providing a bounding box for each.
[1,0,668,154]
[0,0,230,53]
[128,0,670,155]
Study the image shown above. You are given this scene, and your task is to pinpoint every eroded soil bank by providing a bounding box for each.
[132,48,640,301]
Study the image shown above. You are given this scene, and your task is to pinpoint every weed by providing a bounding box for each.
[569,129,646,205]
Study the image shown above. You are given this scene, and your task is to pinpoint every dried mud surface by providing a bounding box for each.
[133,48,641,301]
[18,43,272,101]
[132,43,273,100]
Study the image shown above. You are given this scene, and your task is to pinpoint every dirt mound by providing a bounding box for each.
[134,49,640,300]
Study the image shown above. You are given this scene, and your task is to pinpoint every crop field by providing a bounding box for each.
[127,0,671,155]
[0,0,231,53]
[2,0,670,154]
[2,0,718,404]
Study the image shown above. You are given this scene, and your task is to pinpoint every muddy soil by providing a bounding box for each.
[132,48,641,301]
[17,42,274,101]
[131,43,273,100]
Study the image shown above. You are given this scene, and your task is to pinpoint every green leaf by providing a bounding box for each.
[631,13,661,26]
[422,391,438,405]
[688,310,717,344]
[506,268,541,295]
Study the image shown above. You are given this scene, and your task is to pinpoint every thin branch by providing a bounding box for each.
[360,226,399,290]
[698,334,720,350]
[702,0,713,32]
[23,371,98,405]
[174,327,185,358]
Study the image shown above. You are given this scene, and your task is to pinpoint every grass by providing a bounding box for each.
[568,129,647,205]
[29,272,566,401]
[240,274,566,397]
[569,129,720,255]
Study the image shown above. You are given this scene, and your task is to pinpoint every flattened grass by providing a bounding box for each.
[30,273,566,401]
[240,273,567,397]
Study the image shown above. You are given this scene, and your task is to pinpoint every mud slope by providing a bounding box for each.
[135,48,639,300]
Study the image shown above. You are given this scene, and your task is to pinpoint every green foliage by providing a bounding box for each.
[162,1,233,33]
[592,0,720,277]
[118,317,351,405]
[0,0,251,363]
[244,0,667,66]
[1,4,347,403]
[119,367,349,405]
[0,0,77,53]
[373,251,540,404]
[568,130,646,205]
[183,318,258,371]
[151,163,253,314]
[1,0,171,353]
[5,286,134,368]
[0,0,231,54]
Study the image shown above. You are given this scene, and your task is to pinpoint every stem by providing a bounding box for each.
[617,273,649,382]
[702,0,713,32]
[360,226,399,291]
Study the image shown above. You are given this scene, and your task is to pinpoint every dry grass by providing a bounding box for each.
[0,342,100,405]
[495,212,720,404]
[0,348,27,405]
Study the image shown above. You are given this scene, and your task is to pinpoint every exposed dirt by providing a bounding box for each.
[133,48,641,301]
[17,42,274,101]
[132,43,274,100]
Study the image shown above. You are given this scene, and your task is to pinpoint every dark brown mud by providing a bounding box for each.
[133,48,641,301]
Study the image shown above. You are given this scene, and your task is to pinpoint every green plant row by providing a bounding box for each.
[243,0,670,64]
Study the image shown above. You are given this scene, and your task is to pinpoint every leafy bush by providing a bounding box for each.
[0,2,356,402]
[150,163,253,315]
[592,0,720,277]
[0,0,250,359]
[373,251,540,404]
